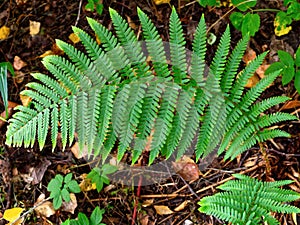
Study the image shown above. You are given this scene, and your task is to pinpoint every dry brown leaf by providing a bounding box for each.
[142,199,154,207]
[13,71,25,83]
[34,194,55,218]
[172,156,200,181]
[256,64,269,79]
[153,205,173,215]
[20,94,31,107]
[174,200,190,212]
[126,15,137,30]
[29,20,41,36]
[70,142,88,159]
[69,33,80,44]
[51,43,65,55]
[39,50,54,58]
[0,25,10,40]
[153,0,170,5]
[281,100,300,110]
[243,48,256,65]
[61,193,77,214]
[13,56,27,70]
[245,74,259,88]
[138,213,149,225]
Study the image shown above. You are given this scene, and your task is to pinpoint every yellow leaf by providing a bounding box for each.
[20,94,31,107]
[29,20,41,36]
[274,19,292,36]
[153,0,170,5]
[69,33,80,44]
[153,205,174,215]
[3,207,24,225]
[0,26,10,40]
[79,173,97,192]
[39,50,54,58]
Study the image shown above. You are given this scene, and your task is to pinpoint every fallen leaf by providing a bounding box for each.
[13,71,25,83]
[0,25,10,40]
[3,208,24,225]
[39,50,54,58]
[142,199,154,207]
[274,17,292,36]
[174,200,190,212]
[256,64,269,79]
[153,0,170,5]
[280,100,300,110]
[172,156,200,181]
[69,33,80,44]
[243,48,256,65]
[13,56,27,70]
[153,205,173,215]
[20,94,31,107]
[70,142,88,159]
[126,15,137,30]
[51,43,65,55]
[245,73,260,88]
[61,193,77,214]
[79,173,97,192]
[29,20,41,36]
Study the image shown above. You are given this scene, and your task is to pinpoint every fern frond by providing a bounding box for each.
[169,6,187,84]
[190,15,206,85]
[199,174,300,225]
[137,7,170,78]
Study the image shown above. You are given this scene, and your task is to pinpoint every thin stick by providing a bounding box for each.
[10,197,51,225]
[75,0,83,27]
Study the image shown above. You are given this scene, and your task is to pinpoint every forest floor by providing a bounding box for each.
[0,0,300,224]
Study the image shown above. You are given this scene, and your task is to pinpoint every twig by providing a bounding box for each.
[10,197,51,225]
[75,0,83,27]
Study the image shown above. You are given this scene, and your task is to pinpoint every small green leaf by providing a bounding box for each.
[295,47,300,67]
[232,0,257,11]
[61,188,71,202]
[230,12,244,31]
[47,175,63,192]
[67,180,81,193]
[294,71,300,93]
[101,164,118,175]
[53,195,63,209]
[85,0,95,11]
[241,13,260,36]
[265,62,284,75]
[64,173,73,184]
[90,206,105,225]
[96,4,103,15]
[278,50,294,67]
[282,67,295,85]
[78,212,89,224]
[50,188,61,199]
[198,0,217,7]
[287,2,300,20]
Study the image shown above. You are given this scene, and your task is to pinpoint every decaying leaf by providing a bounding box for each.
[61,193,78,214]
[243,47,256,65]
[153,0,170,5]
[0,25,10,40]
[172,156,201,181]
[13,56,27,71]
[153,205,174,215]
[29,20,41,36]
[19,94,31,107]
[174,200,190,212]
[70,142,88,159]
[39,50,55,58]
[3,207,24,225]
[79,173,97,192]
[281,100,300,110]
[13,71,25,83]
[245,73,260,88]
[69,33,80,44]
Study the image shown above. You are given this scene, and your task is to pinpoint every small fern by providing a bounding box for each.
[5,7,297,164]
[198,174,300,225]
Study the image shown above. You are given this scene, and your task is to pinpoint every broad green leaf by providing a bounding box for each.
[278,50,294,67]
[232,0,257,11]
[287,2,300,20]
[295,47,300,67]
[230,12,244,31]
[53,195,63,209]
[241,13,260,36]
[90,206,105,225]
[101,164,118,175]
[47,175,63,192]
[78,212,89,225]
[294,71,300,93]
[265,62,284,74]
[282,67,295,85]
[198,0,217,7]
[64,173,73,184]
[67,180,81,193]
[50,188,61,198]
[61,188,71,202]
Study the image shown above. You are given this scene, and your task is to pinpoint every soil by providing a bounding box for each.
[0,0,299,224]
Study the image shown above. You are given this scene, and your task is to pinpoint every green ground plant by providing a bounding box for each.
[199,174,300,225]
[47,173,81,209]
[0,61,14,119]
[87,164,117,192]
[85,0,103,15]
[61,206,106,225]
[266,46,300,94]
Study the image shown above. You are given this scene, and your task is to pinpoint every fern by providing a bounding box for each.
[5,7,297,164]
[199,174,300,225]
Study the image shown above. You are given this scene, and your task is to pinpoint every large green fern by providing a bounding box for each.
[199,174,300,225]
[5,7,297,164]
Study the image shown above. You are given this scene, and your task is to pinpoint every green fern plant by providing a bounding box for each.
[199,174,300,225]
[5,7,297,164]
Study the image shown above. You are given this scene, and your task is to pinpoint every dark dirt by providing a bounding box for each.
[0,0,300,224]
